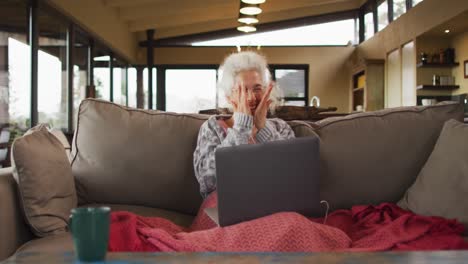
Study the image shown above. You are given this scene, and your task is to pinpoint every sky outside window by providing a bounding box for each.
[193,19,355,46]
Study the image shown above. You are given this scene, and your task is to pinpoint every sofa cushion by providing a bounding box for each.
[16,204,195,254]
[398,119,468,233]
[71,99,207,215]
[11,124,77,237]
[310,102,463,211]
[287,121,317,138]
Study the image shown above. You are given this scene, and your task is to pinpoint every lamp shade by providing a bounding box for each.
[237,25,257,33]
[238,14,258,24]
[241,0,265,3]
[239,3,262,15]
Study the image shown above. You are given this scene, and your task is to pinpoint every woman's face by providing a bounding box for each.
[230,70,264,115]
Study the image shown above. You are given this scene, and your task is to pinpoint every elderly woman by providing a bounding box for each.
[193,51,295,198]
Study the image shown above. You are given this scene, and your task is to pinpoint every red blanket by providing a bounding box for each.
[109,192,468,252]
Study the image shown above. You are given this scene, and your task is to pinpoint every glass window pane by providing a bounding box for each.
[73,33,88,129]
[113,67,125,105]
[193,19,355,46]
[142,68,148,109]
[166,69,216,113]
[94,53,110,101]
[3,36,31,131]
[112,58,127,106]
[38,7,68,129]
[377,1,388,31]
[364,12,374,40]
[127,67,137,108]
[413,0,423,6]
[275,69,306,98]
[2,0,30,133]
[393,0,406,20]
[152,68,157,109]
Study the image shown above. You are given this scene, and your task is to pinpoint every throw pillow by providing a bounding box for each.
[11,124,77,237]
[398,119,468,232]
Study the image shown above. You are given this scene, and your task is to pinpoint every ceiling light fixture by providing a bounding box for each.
[240,3,262,15]
[241,0,265,4]
[237,25,257,33]
[238,14,258,24]
[444,29,450,33]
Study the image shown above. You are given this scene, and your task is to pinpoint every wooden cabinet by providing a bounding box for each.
[350,60,385,112]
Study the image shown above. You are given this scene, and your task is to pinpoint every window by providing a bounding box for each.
[364,11,374,40]
[152,68,157,109]
[143,67,156,109]
[192,19,356,46]
[73,31,89,129]
[127,67,137,108]
[113,59,127,106]
[393,0,406,20]
[1,0,31,131]
[38,7,69,129]
[271,67,308,106]
[412,0,423,6]
[377,0,389,31]
[94,54,110,101]
[165,69,217,113]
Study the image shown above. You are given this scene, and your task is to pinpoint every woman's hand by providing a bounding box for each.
[254,82,273,130]
[230,81,252,116]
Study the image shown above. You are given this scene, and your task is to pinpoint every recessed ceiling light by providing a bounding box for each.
[238,14,258,24]
[240,3,262,15]
[241,0,265,4]
[445,29,450,33]
[237,25,257,33]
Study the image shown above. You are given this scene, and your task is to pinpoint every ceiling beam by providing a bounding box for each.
[103,0,167,8]
[128,0,361,32]
[139,9,358,46]
[129,8,238,32]
[120,0,353,22]
[120,0,237,21]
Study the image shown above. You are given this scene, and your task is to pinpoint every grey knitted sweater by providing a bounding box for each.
[193,112,295,198]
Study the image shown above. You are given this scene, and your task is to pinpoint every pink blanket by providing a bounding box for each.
[109,192,468,252]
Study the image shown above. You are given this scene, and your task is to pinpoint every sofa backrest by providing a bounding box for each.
[310,102,463,211]
[71,100,317,215]
[71,99,208,215]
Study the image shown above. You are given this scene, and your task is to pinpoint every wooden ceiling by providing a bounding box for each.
[102,0,364,41]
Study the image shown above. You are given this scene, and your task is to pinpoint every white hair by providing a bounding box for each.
[217,51,282,111]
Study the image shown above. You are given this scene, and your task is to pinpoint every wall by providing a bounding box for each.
[387,49,401,107]
[451,31,468,95]
[46,0,138,63]
[401,41,416,106]
[357,0,468,59]
[355,0,468,106]
[150,46,355,113]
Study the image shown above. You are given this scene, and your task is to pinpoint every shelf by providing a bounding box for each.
[417,62,459,68]
[416,85,460,90]
[353,87,364,92]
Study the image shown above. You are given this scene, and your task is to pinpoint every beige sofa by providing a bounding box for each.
[0,99,465,260]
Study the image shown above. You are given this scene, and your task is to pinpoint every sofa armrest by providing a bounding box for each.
[0,167,34,261]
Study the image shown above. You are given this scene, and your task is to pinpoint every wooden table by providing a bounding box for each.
[5,251,468,263]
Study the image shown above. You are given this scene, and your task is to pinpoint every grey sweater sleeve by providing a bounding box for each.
[255,118,296,143]
[193,113,253,198]
[193,114,296,198]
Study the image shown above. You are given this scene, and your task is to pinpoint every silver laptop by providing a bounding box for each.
[206,136,321,227]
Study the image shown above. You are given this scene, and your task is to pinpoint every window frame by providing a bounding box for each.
[4,0,131,134]
[270,64,309,107]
